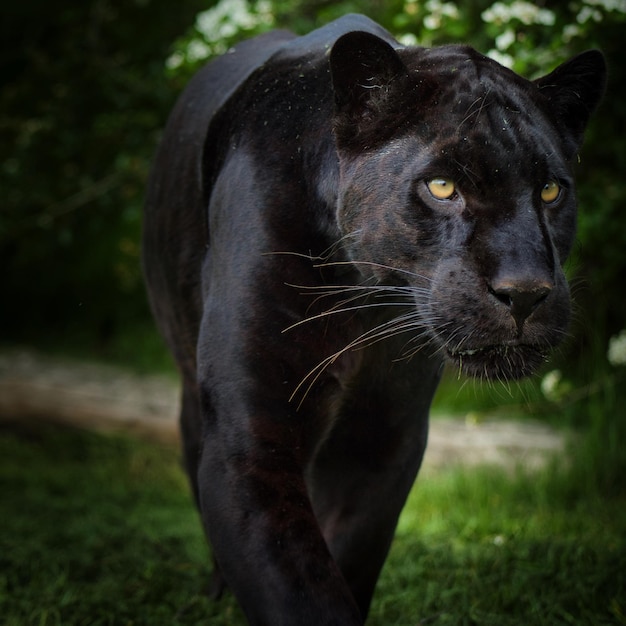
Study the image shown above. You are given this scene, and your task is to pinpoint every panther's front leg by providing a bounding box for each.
[195,395,363,626]
[307,351,441,618]
[193,293,366,625]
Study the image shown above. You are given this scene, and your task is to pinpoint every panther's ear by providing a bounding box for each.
[534,50,607,157]
[330,31,409,147]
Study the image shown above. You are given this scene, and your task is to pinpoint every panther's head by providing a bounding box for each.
[329,32,606,380]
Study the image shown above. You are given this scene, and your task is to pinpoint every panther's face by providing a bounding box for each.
[330,34,605,380]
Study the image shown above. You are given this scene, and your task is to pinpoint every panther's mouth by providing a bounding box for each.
[446,343,548,381]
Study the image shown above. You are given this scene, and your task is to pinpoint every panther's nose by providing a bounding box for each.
[489,279,552,329]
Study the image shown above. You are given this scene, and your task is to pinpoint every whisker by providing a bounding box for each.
[260,230,360,264]
[290,311,427,407]
[261,250,321,261]
[312,259,432,282]
[319,230,362,261]
[351,313,424,348]
[282,300,414,333]
[288,282,427,295]
[394,328,438,361]
[282,281,429,331]
[286,283,427,304]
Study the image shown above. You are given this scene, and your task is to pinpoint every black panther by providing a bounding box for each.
[143,14,605,625]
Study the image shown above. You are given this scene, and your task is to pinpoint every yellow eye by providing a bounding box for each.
[427,178,456,200]
[541,180,561,204]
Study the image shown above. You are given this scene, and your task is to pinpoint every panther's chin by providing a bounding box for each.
[446,344,548,381]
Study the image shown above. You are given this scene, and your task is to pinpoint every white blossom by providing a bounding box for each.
[186,39,211,62]
[423,0,460,29]
[425,0,460,19]
[482,1,555,26]
[495,28,516,51]
[541,370,563,401]
[424,14,441,30]
[398,33,419,46]
[577,5,604,22]
[584,0,626,13]
[195,0,273,43]
[166,51,184,70]
[608,330,626,366]
[562,23,581,42]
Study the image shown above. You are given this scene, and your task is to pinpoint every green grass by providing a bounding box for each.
[1,420,624,626]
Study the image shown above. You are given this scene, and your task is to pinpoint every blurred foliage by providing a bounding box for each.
[1,1,625,484]
[0,0,206,352]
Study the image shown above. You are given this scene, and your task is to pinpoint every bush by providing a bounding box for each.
[0,0,206,351]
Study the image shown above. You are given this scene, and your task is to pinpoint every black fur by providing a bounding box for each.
[143,15,605,625]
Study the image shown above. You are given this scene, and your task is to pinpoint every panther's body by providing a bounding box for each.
[143,15,605,625]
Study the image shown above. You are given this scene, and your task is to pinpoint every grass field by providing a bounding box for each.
[1,419,624,626]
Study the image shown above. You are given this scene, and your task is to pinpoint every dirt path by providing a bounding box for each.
[0,349,566,471]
